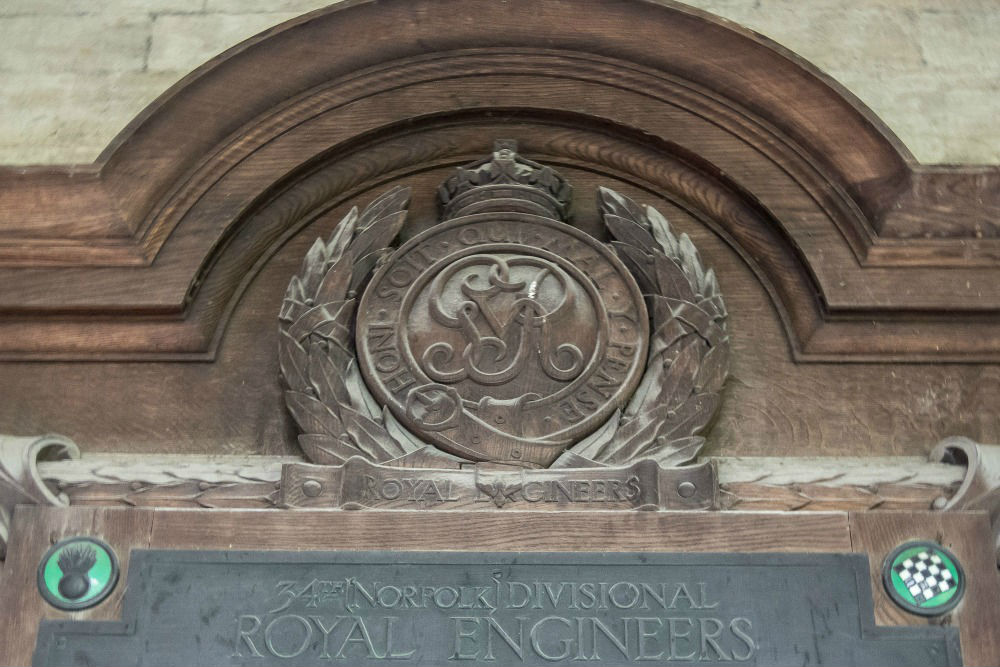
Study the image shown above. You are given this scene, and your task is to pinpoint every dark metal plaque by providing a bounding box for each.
[34,551,960,667]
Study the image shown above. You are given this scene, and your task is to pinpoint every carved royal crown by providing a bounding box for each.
[437,140,573,221]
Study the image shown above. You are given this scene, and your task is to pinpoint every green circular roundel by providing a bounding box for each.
[37,537,119,611]
[882,541,965,616]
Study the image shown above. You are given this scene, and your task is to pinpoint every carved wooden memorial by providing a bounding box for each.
[1,1,998,666]
[278,141,724,512]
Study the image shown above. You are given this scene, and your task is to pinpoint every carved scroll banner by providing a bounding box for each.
[33,551,960,666]
[281,458,716,510]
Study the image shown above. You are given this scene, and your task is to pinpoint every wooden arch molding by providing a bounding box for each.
[0,0,998,362]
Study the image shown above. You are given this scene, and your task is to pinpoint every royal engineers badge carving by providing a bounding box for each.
[357,215,648,466]
[278,141,729,509]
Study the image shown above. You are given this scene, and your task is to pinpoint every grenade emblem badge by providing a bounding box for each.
[37,537,119,611]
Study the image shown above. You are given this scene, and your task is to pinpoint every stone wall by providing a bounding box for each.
[0,0,996,165]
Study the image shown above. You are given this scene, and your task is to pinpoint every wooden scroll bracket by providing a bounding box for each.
[0,434,79,561]
[931,436,1000,567]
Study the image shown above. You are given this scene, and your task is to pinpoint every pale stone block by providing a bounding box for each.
[728,4,925,72]
[0,143,99,164]
[0,15,151,73]
[903,84,1000,164]
[684,0,765,25]
[672,3,926,76]
[0,1,993,165]
[823,70,1000,164]
[148,12,303,73]
[203,0,339,13]
[919,9,1000,74]
[0,0,204,16]
[0,71,184,165]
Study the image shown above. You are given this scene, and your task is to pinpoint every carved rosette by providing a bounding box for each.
[278,141,730,491]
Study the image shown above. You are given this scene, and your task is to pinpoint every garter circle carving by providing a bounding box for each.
[278,140,729,470]
[358,216,648,465]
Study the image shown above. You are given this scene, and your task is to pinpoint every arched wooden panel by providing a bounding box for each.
[0,0,997,456]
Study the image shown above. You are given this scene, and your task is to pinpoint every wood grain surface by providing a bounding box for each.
[37,454,963,512]
[0,3,996,462]
[3,164,997,458]
[0,507,154,667]
[0,506,848,665]
[2,506,997,665]
[850,511,1000,667]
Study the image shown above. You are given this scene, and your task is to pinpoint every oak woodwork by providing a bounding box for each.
[37,454,963,513]
[850,511,1000,667]
[3,506,998,665]
[0,2,997,457]
[0,4,997,664]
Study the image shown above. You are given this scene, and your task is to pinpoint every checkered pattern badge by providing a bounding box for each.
[883,542,964,616]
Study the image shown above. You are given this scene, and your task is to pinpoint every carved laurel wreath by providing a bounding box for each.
[278,185,729,469]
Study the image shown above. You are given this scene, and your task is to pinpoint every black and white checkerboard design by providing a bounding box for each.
[893,551,954,604]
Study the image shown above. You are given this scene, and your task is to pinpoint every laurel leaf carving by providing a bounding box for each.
[564,187,730,468]
[279,276,308,323]
[647,317,688,360]
[561,409,621,462]
[694,343,730,395]
[382,409,428,452]
[313,250,354,305]
[645,204,681,258]
[307,342,352,408]
[297,434,357,466]
[653,254,697,304]
[701,267,721,301]
[344,360,383,422]
[284,391,343,439]
[653,338,701,411]
[278,187,427,464]
[339,408,401,460]
[350,249,391,294]
[358,186,411,230]
[351,210,408,260]
[304,299,354,343]
[622,358,662,419]
[637,436,706,468]
[678,235,704,290]
[277,330,309,388]
[656,393,719,442]
[700,292,727,319]
[609,242,657,293]
[299,239,328,296]
[597,186,648,228]
[604,214,657,252]
[602,404,676,464]
[325,207,358,264]
[287,300,354,344]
